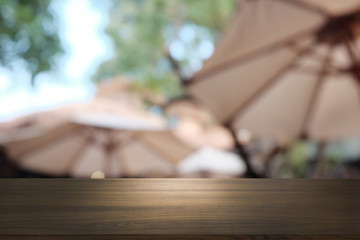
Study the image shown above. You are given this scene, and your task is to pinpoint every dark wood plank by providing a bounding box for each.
[0,179,359,239]
[1,235,360,240]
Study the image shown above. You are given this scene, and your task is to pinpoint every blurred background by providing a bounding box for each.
[1,0,360,178]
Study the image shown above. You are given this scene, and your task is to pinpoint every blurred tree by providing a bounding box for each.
[93,0,237,101]
[0,0,63,84]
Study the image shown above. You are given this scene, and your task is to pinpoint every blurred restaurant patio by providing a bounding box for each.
[1,0,360,179]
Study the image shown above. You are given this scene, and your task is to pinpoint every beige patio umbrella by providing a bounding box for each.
[2,116,193,178]
[0,97,166,143]
[95,77,146,106]
[187,0,360,143]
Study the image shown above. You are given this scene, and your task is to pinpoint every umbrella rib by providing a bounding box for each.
[118,132,176,177]
[102,129,121,177]
[63,136,93,177]
[291,66,323,75]
[115,131,148,177]
[344,34,360,117]
[11,124,79,162]
[136,133,183,164]
[223,42,317,126]
[102,130,112,177]
[278,0,329,17]
[345,35,360,81]
[116,147,128,177]
[298,45,334,138]
[291,64,346,76]
[304,50,332,63]
[189,31,321,85]
[136,137,178,175]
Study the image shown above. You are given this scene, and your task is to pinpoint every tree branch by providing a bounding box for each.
[164,48,188,84]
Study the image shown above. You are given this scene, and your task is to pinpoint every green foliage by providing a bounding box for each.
[94,0,237,100]
[283,140,310,178]
[0,0,63,84]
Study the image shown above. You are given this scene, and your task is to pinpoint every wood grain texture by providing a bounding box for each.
[1,235,360,240]
[0,179,359,239]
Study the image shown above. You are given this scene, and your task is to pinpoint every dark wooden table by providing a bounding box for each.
[0,179,359,239]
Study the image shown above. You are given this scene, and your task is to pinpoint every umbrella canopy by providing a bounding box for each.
[95,77,145,106]
[95,77,130,98]
[187,0,360,142]
[2,119,193,178]
[0,97,166,143]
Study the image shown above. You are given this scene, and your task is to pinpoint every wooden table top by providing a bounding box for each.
[0,179,359,240]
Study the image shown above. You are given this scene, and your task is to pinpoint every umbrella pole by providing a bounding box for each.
[163,96,260,177]
[103,129,122,178]
[263,145,287,177]
[226,126,261,178]
[311,141,327,178]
